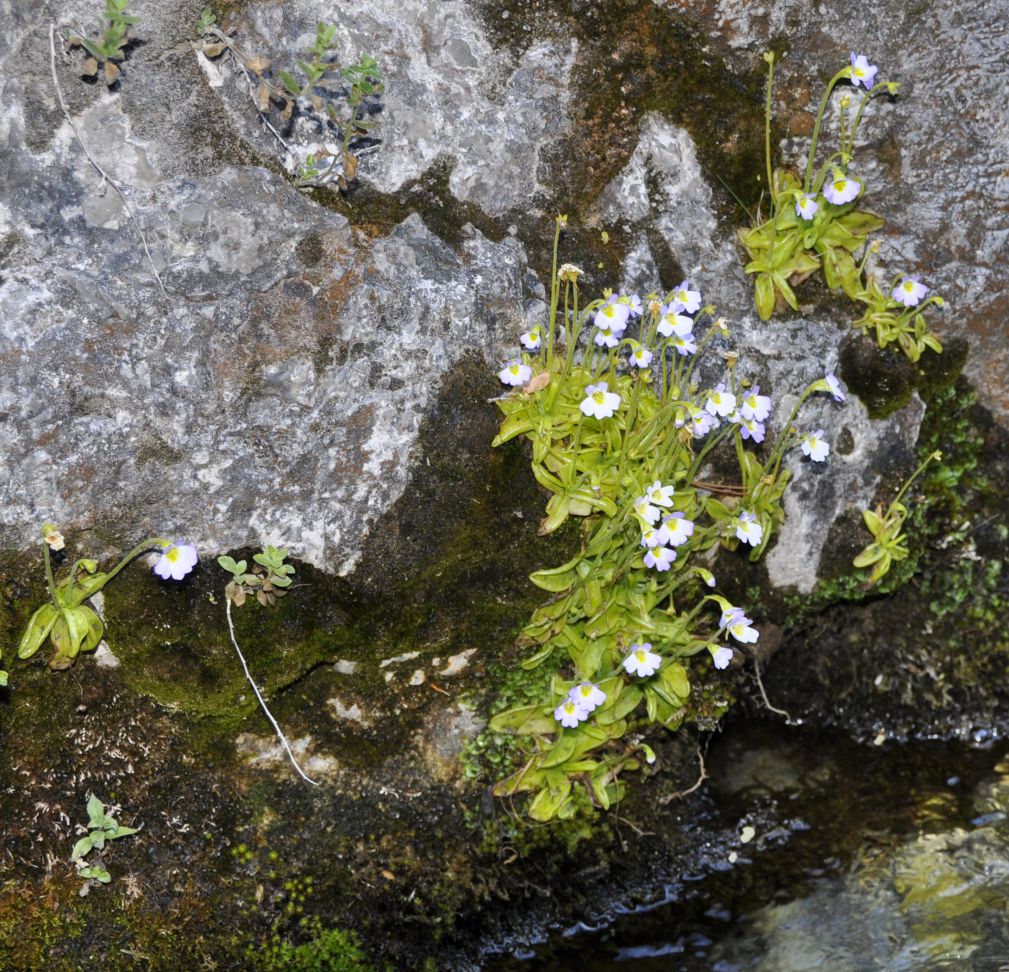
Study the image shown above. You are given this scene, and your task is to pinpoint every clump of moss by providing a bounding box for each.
[253,917,372,972]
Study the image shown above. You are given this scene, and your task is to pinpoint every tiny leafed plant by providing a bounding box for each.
[218,545,295,608]
[738,51,943,362]
[217,547,318,785]
[195,10,383,190]
[67,0,139,86]
[10,525,197,675]
[71,794,139,890]
[488,216,846,821]
[854,450,942,585]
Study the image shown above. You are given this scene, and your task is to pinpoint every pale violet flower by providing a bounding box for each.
[677,403,719,438]
[824,372,847,402]
[629,344,654,368]
[646,480,675,508]
[499,360,532,386]
[580,382,621,419]
[849,52,878,90]
[634,495,662,526]
[892,275,929,307]
[669,331,698,356]
[737,415,766,443]
[801,429,830,462]
[710,645,734,669]
[739,386,771,423]
[705,384,737,418]
[555,699,590,728]
[569,682,607,713]
[658,311,694,339]
[641,526,662,548]
[154,541,198,581]
[623,643,662,678]
[520,327,542,350]
[616,293,643,317]
[660,512,694,547]
[669,280,702,315]
[594,301,630,332]
[644,545,677,571]
[594,326,620,348]
[735,511,763,547]
[721,607,759,644]
[795,193,819,221]
[823,170,861,205]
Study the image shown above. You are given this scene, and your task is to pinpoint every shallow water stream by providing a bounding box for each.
[485,722,1009,971]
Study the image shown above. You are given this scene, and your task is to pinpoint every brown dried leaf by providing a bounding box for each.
[342,150,358,182]
[521,372,551,394]
[201,41,227,58]
[82,57,99,77]
[256,81,270,113]
[280,98,294,123]
[244,55,271,75]
[103,61,120,86]
[256,590,269,607]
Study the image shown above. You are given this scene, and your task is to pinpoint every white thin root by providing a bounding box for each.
[48,23,167,296]
[750,647,796,724]
[225,598,320,786]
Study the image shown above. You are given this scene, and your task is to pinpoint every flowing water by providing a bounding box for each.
[485,722,1009,970]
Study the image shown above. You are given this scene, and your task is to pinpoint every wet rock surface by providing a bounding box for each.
[1,0,1007,967]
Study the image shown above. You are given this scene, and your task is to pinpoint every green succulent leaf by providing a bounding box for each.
[17,603,59,659]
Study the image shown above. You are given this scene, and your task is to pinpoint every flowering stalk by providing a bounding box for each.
[803,65,851,191]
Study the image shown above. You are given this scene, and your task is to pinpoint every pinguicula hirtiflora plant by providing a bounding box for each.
[11,525,197,674]
[67,0,139,86]
[738,51,944,362]
[853,449,942,585]
[217,548,319,785]
[196,10,383,191]
[71,794,139,890]
[488,215,846,821]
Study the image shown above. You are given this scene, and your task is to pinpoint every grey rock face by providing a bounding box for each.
[0,0,999,598]
[205,0,577,215]
[0,1,535,570]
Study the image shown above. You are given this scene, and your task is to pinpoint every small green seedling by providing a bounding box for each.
[218,544,294,608]
[67,0,139,86]
[854,450,941,584]
[278,21,338,103]
[71,794,139,888]
[195,6,216,33]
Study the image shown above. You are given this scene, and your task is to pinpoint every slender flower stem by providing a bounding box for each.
[547,219,562,359]
[764,53,776,197]
[43,543,57,602]
[100,537,172,588]
[225,599,320,786]
[890,450,941,509]
[804,67,850,192]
